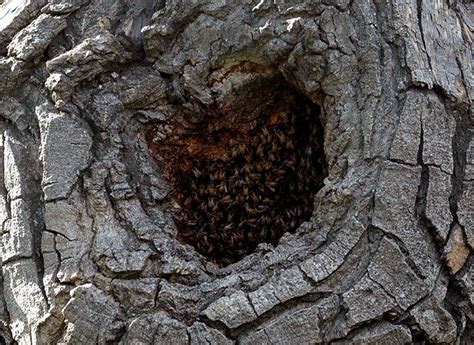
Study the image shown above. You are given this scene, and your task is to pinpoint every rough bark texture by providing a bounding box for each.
[0,0,472,344]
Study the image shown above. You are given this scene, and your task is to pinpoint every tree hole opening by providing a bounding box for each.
[146,79,326,267]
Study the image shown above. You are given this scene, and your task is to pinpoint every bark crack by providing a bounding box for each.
[416,0,433,73]
[415,110,445,250]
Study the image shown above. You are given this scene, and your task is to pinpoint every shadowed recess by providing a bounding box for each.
[146,79,326,266]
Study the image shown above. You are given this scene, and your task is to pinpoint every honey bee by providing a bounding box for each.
[256,143,265,157]
[275,131,286,144]
[219,195,232,204]
[217,182,227,193]
[235,194,245,204]
[265,181,277,192]
[192,167,201,177]
[154,99,322,266]
[208,198,217,210]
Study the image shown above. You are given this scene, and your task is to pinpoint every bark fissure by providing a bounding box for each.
[0,0,470,343]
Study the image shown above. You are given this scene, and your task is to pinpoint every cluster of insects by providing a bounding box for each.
[147,94,324,266]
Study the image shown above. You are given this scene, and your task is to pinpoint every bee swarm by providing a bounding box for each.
[146,90,325,266]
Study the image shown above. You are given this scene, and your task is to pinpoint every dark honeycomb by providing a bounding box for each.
[146,86,326,266]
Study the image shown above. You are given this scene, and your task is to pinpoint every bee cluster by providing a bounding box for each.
[147,93,325,266]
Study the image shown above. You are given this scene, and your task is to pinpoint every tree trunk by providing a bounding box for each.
[0,0,472,344]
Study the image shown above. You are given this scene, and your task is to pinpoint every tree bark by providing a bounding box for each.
[0,0,472,344]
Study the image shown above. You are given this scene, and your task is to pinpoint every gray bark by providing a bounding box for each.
[0,0,472,344]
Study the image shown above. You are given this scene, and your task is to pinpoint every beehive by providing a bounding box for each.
[147,88,325,266]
